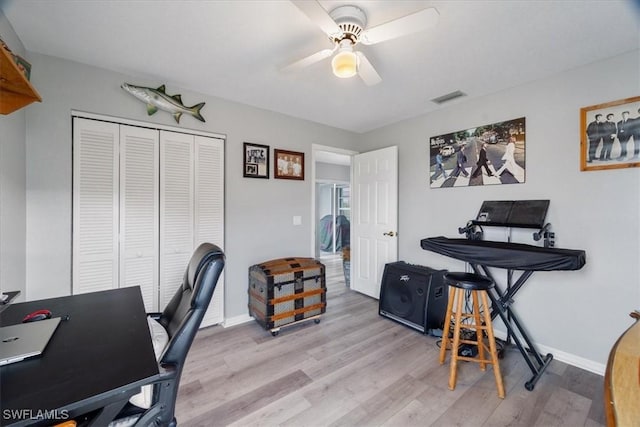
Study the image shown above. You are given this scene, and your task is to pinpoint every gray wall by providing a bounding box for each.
[316,184,333,219]
[356,50,640,370]
[22,53,358,321]
[315,183,333,257]
[0,12,26,300]
[316,162,350,182]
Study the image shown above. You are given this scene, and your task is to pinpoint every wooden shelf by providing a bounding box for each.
[0,47,41,114]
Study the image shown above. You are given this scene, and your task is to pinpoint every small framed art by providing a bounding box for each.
[580,96,640,171]
[274,149,304,180]
[243,142,269,179]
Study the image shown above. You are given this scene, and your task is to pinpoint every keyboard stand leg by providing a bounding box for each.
[486,289,553,391]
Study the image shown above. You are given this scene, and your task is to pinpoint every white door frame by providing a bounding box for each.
[310,144,358,258]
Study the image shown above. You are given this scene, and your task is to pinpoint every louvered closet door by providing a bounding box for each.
[72,118,119,294]
[195,136,225,326]
[119,125,159,311]
[160,131,194,308]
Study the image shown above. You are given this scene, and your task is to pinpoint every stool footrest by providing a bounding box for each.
[457,356,496,364]
[455,313,488,320]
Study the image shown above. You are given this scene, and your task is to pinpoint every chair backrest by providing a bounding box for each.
[157,243,225,367]
[113,243,224,427]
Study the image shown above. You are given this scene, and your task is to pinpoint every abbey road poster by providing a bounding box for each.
[429,117,526,188]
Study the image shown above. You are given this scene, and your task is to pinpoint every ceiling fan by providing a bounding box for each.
[283,1,439,86]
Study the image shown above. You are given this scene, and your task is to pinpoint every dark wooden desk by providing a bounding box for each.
[0,287,159,426]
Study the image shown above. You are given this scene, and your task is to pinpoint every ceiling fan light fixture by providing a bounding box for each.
[331,50,358,78]
[289,1,440,85]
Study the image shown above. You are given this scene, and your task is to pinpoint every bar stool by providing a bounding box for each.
[439,272,505,398]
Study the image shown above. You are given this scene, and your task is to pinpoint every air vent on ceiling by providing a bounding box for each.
[431,90,467,105]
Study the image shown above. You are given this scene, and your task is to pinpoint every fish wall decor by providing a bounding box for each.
[121,83,205,124]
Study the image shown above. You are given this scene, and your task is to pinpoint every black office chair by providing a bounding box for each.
[111,243,225,427]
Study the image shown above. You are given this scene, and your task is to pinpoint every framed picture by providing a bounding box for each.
[274,149,305,180]
[580,96,640,172]
[429,117,526,188]
[243,142,269,179]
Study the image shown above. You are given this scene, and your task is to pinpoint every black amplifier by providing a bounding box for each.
[379,261,447,335]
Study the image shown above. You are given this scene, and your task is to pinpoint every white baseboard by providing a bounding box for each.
[222,313,253,328]
[493,330,605,376]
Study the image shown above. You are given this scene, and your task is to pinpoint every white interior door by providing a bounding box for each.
[351,146,398,299]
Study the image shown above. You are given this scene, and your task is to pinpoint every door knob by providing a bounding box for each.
[383,231,396,237]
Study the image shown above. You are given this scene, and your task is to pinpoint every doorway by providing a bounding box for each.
[311,144,398,298]
[311,145,356,266]
[317,182,350,256]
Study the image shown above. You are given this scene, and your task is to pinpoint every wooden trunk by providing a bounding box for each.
[248,257,326,334]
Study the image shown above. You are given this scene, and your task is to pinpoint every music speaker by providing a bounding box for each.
[379,261,447,334]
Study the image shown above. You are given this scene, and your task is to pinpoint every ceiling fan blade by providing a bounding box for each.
[360,7,439,45]
[356,52,382,86]
[291,0,343,38]
[281,48,335,73]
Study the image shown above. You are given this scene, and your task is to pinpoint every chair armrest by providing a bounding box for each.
[124,364,179,426]
[147,312,162,321]
[158,362,178,380]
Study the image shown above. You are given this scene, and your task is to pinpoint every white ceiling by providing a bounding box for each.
[2,0,639,133]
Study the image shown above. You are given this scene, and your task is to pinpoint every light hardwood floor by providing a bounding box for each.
[176,255,605,426]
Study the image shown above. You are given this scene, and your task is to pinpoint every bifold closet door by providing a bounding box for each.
[119,125,159,311]
[72,118,120,295]
[159,131,194,309]
[159,132,225,325]
[73,117,225,324]
[195,135,225,326]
